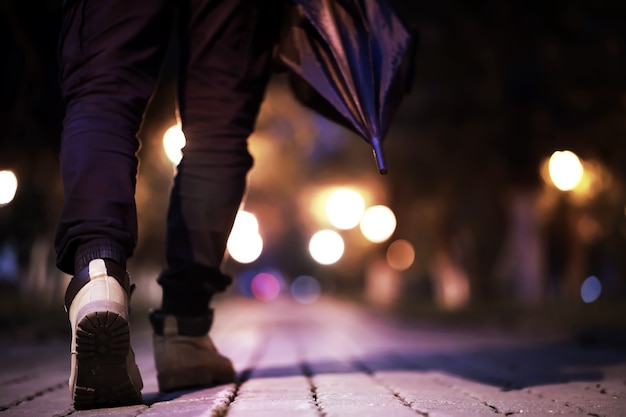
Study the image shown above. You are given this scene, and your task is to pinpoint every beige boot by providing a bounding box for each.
[149,310,236,392]
[66,259,143,409]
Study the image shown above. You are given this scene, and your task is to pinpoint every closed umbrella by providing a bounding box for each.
[276,0,417,174]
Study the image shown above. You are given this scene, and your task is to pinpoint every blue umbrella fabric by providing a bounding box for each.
[277,0,417,174]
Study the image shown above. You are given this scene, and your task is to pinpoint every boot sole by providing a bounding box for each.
[72,311,142,410]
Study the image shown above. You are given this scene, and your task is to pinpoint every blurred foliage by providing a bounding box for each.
[1,0,626,314]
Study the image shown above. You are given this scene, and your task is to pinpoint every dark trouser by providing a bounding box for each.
[56,0,279,314]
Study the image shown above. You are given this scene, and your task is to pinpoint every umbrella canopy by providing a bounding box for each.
[276,0,417,174]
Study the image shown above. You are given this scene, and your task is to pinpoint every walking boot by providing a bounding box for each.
[65,259,143,409]
[149,309,236,392]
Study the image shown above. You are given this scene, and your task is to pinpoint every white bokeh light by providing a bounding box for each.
[325,188,365,230]
[163,124,186,165]
[0,170,18,206]
[360,205,397,243]
[227,210,263,264]
[548,150,584,191]
[231,210,259,234]
[309,229,344,265]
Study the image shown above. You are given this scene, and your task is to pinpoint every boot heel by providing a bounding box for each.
[67,259,143,410]
[73,311,142,410]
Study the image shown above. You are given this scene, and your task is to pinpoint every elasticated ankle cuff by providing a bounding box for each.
[74,239,127,274]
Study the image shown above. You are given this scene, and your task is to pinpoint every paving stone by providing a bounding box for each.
[227,376,318,417]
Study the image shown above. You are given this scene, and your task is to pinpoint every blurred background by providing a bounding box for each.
[1,0,626,335]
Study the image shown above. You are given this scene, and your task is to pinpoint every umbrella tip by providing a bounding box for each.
[371,137,387,175]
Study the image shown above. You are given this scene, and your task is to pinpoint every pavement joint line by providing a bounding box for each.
[0,380,66,412]
[322,321,437,416]
[351,358,430,417]
[430,375,502,415]
[292,328,326,417]
[211,367,252,417]
[300,362,326,417]
[212,331,271,417]
[206,386,237,417]
[483,402,502,414]
[0,374,32,386]
[388,351,551,417]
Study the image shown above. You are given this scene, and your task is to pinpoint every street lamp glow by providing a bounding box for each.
[548,150,583,191]
[227,210,263,264]
[0,170,18,206]
[309,229,344,265]
[360,205,397,243]
[325,188,365,230]
[163,124,186,165]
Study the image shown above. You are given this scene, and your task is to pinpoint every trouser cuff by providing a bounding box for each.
[74,238,127,274]
[158,266,232,316]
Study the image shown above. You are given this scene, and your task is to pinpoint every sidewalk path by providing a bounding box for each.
[1,296,625,416]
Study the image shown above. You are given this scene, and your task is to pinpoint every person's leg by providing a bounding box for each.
[56,0,173,276]
[150,0,281,392]
[56,0,173,408]
[158,0,281,314]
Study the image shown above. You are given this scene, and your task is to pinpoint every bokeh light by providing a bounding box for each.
[360,205,397,243]
[386,239,415,271]
[581,275,602,303]
[251,272,282,302]
[309,229,344,265]
[291,275,322,304]
[232,210,259,233]
[0,170,18,206]
[548,150,584,191]
[163,124,186,165]
[325,188,365,230]
[227,210,263,264]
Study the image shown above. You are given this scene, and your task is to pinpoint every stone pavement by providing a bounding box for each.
[1,296,625,416]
